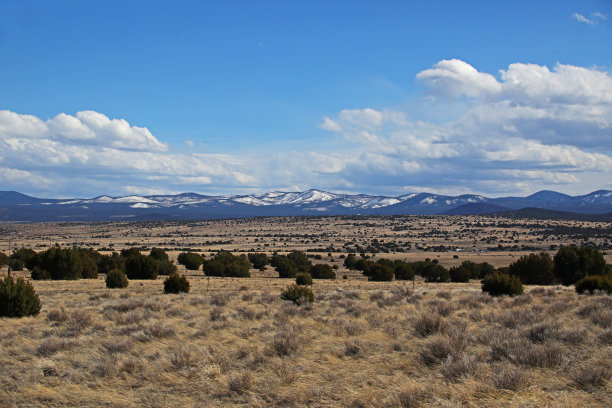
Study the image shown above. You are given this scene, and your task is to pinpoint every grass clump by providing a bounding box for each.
[0,275,41,318]
[163,273,190,294]
[106,269,128,289]
[280,284,314,305]
[482,272,523,297]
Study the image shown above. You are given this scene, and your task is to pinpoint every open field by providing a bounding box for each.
[1,215,611,407]
[1,215,611,267]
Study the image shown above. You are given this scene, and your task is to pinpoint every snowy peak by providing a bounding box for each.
[1,189,611,221]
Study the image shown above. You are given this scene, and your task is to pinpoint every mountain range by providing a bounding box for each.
[0,189,611,222]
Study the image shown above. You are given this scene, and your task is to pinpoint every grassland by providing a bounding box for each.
[0,215,611,407]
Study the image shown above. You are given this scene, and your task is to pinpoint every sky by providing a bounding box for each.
[0,0,611,198]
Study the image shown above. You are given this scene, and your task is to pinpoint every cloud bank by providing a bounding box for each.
[1,60,611,197]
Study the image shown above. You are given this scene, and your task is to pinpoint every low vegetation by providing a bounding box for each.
[0,275,41,317]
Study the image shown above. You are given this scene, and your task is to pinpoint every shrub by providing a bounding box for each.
[125,254,159,279]
[97,253,121,275]
[30,247,83,280]
[421,263,450,283]
[149,247,169,262]
[0,252,7,268]
[394,261,415,280]
[310,263,336,279]
[449,265,470,282]
[508,252,555,285]
[280,284,314,305]
[273,256,298,278]
[575,275,612,294]
[296,272,313,286]
[157,260,178,275]
[120,247,141,258]
[0,275,41,317]
[441,353,478,382]
[482,273,523,297]
[365,263,394,281]
[286,250,312,272]
[572,365,610,391]
[10,247,37,270]
[203,252,251,277]
[30,267,51,280]
[420,336,451,365]
[554,246,609,285]
[248,253,269,270]
[106,269,128,289]
[163,273,190,294]
[493,365,523,390]
[272,325,299,356]
[177,252,203,270]
[414,313,446,337]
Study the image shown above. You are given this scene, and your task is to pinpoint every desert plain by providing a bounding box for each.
[0,215,611,407]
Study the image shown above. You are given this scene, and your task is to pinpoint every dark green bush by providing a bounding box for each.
[30,247,85,280]
[296,272,313,286]
[449,265,471,282]
[365,263,394,281]
[575,275,612,294]
[482,272,523,297]
[554,246,609,285]
[343,253,357,269]
[30,267,51,280]
[96,253,122,275]
[177,252,204,270]
[10,247,37,270]
[105,269,128,289]
[125,254,159,279]
[0,252,8,268]
[203,252,251,277]
[421,263,450,283]
[248,253,269,270]
[149,247,169,262]
[280,284,314,304]
[163,273,190,294]
[287,251,312,273]
[157,260,178,275]
[8,257,25,271]
[509,252,555,285]
[394,261,415,280]
[0,275,41,317]
[272,255,298,278]
[120,247,141,258]
[310,263,336,279]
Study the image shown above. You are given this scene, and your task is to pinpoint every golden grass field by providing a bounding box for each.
[0,216,611,407]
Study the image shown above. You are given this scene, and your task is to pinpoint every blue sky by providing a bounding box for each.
[0,0,611,198]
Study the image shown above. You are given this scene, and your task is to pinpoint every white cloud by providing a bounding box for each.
[572,12,607,25]
[319,117,342,132]
[1,59,611,198]
[416,59,502,100]
[573,13,594,24]
[316,60,612,195]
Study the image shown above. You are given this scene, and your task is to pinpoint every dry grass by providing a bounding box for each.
[1,215,611,407]
[0,275,610,408]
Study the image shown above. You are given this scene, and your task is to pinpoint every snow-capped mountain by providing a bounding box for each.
[0,188,611,221]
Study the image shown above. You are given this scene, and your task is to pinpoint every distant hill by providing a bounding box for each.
[1,189,611,222]
[442,203,510,215]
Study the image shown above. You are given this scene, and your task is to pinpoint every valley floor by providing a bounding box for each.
[1,274,610,407]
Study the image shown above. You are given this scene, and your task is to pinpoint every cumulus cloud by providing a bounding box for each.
[317,60,612,194]
[0,110,254,196]
[416,59,503,100]
[1,59,611,197]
